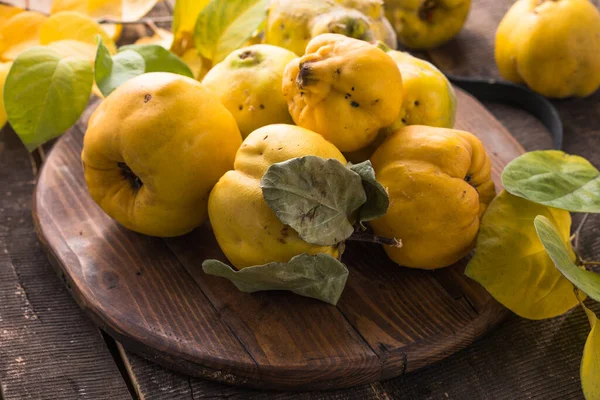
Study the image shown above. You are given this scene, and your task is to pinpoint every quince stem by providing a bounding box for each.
[347,231,402,248]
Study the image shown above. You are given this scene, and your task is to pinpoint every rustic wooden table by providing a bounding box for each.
[1,0,599,399]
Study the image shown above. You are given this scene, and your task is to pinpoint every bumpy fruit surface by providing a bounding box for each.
[82,73,242,237]
[283,34,403,152]
[202,44,296,138]
[265,0,396,56]
[208,124,343,270]
[370,126,495,269]
[346,46,456,162]
[385,0,471,49]
[495,0,600,98]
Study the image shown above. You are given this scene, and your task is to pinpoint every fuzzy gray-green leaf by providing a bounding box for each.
[535,215,600,302]
[261,156,366,246]
[502,150,600,212]
[202,253,349,305]
[348,160,389,222]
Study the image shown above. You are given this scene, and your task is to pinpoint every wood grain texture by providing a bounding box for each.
[0,126,132,400]
[33,88,519,391]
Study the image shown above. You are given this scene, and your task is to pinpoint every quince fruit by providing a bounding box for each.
[370,125,495,269]
[385,0,471,49]
[346,45,456,162]
[82,72,242,237]
[495,0,600,98]
[265,0,397,56]
[282,34,403,152]
[202,44,296,138]
[208,124,343,269]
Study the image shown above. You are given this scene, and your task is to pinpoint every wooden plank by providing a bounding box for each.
[0,126,132,400]
[118,345,384,400]
[33,109,261,384]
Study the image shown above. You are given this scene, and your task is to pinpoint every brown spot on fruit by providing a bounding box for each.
[144,94,152,103]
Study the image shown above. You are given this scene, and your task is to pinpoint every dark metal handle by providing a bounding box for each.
[447,75,563,150]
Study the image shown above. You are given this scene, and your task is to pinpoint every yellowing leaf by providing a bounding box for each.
[47,40,97,63]
[194,0,269,63]
[135,27,173,49]
[119,0,157,21]
[50,0,123,41]
[40,11,116,54]
[582,303,600,400]
[0,5,23,30]
[180,48,207,80]
[465,190,579,320]
[171,0,210,54]
[0,61,12,128]
[0,11,47,61]
[50,0,87,14]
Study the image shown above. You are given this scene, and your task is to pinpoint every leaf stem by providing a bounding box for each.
[0,1,173,24]
[570,213,590,252]
[347,231,402,248]
[581,261,600,267]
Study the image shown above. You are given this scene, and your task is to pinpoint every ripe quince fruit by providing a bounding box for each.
[202,44,296,138]
[370,125,495,269]
[385,0,471,49]
[82,73,242,237]
[282,34,403,152]
[265,0,397,56]
[346,45,456,162]
[208,124,343,269]
[495,0,600,98]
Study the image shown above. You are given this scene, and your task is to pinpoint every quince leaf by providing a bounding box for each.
[40,11,117,54]
[119,44,193,78]
[0,11,47,61]
[465,190,579,320]
[94,37,145,97]
[261,156,367,246]
[581,301,600,400]
[171,0,210,55]
[502,150,600,213]
[0,61,12,128]
[348,160,389,222]
[193,0,268,63]
[4,46,92,150]
[535,215,600,302]
[202,253,349,305]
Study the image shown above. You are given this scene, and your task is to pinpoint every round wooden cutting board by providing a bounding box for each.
[33,88,522,391]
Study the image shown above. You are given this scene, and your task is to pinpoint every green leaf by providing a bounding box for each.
[194,0,269,63]
[119,44,193,78]
[95,38,145,97]
[348,160,389,222]
[581,302,600,400]
[261,156,367,246]
[535,215,600,302]
[502,150,600,213]
[465,190,579,320]
[202,253,349,305]
[4,46,92,151]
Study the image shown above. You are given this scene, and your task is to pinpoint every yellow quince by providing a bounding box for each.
[82,73,242,237]
[202,44,296,138]
[385,0,471,49]
[346,45,456,162]
[208,124,343,269]
[495,0,600,98]
[370,125,495,269]
[265,0,397,56]
[282,34,403,152]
